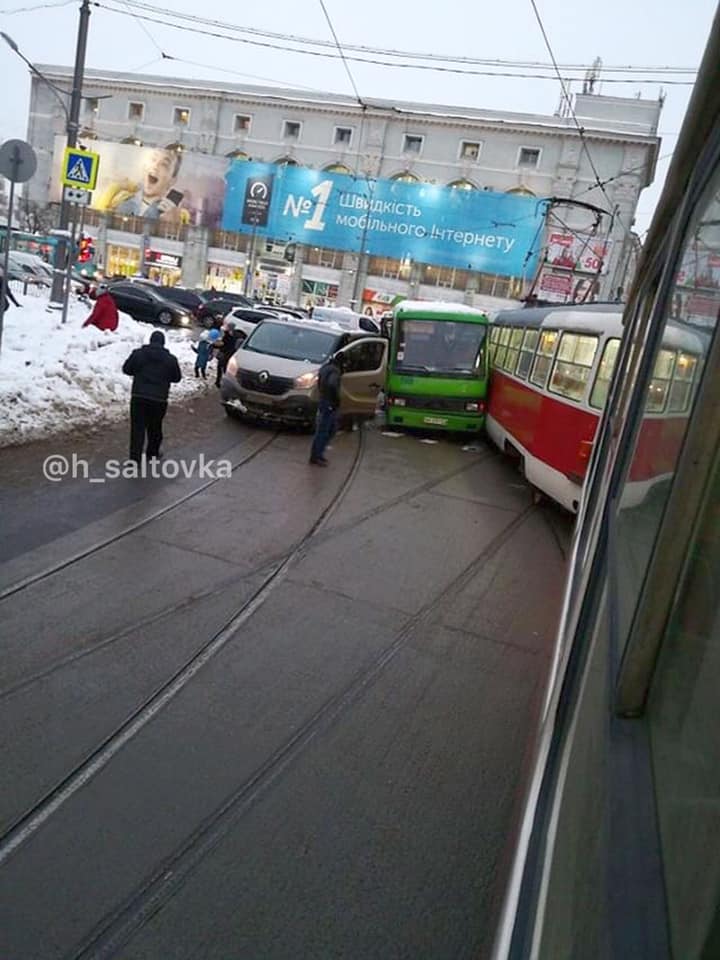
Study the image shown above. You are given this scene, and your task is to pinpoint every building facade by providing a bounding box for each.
[26,66,662,311]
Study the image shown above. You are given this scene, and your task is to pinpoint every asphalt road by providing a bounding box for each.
[0,399,571,960]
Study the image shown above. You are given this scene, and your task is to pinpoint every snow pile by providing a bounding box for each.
[0,293,204,446]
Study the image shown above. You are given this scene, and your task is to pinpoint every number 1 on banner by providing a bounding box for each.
[304,180,332,232]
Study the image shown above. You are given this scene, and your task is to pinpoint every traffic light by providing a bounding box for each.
[76,234,94,264]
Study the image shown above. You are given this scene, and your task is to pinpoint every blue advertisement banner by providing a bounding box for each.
[223,162,546,277]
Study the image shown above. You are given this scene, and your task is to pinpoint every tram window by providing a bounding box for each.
[529,329,558,388]
[494,326,510,369]
[646,349,676,412]
[503,328,524,373]
[548,332,598,402]
[667,351,698,412]
[516,329,539,380]
[590,338,621,409]
[489,325,501,364]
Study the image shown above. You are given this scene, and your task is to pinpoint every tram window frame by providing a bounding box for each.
[590,337,621,410]
[489,325,501,364]
[494,326,511,369]
[516,328,540,380]
[503,327,524,373]
[529,329,559,388]
[547,332,599,403]
[646,348,676,412]
[667,351,698,412]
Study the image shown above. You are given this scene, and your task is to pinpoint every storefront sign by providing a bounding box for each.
[546,232,611,274]
[224,162,545,277]
[145,249,182,269]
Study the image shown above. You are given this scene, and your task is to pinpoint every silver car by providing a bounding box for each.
[220,318,387,427]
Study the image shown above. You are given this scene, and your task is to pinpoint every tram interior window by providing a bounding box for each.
[648,456,720,960]
[516,329,539,379]
[549,333,598,402]
[530,329,559,388]
[590,338,621,409]
[503,328,524,372]
[667,351,698,412]
[646,349,676,412]
[494,327,510,368]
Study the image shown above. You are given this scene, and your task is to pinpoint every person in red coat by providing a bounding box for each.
[83,283,119,332]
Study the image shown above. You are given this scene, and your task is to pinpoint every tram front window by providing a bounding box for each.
[394,320,486,376]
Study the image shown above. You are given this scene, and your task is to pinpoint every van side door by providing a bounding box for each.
[337,338,387,415]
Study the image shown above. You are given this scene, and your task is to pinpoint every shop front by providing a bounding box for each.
[144,249,183,286]
[301,278,339,308]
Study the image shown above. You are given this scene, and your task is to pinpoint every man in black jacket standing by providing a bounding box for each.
[309,352,344,466]
[122,330,182,463]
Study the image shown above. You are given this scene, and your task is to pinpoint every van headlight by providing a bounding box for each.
[295,371,318,389]
[227,355,238,377]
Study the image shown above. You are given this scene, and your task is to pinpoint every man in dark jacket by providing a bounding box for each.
[309,352,344,466]
[122,330,182,463]
[215,319,242,388]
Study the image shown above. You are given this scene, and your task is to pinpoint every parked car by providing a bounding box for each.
[130,279,206,317]
[107,281,193,327]
[228,307,286,340]
[197,296,256,327]
[7,252,51,287]
[220,317,387,427]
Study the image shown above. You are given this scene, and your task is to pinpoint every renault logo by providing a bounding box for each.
[258,371,270,384]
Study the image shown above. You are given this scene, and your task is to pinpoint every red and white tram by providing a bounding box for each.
[486,303,706,512]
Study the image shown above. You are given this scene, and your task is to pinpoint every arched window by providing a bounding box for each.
[165,142,185,154]
[226,149,249,161]
[78,127,97,140]
[324,163,353,175]
[274,156,299,166]
[121,136,143,146]
[448,179,477,190]
[391,171,420,183]
[506,186,536,197]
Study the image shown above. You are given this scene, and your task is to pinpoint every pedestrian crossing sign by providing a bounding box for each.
[62,147,99,190]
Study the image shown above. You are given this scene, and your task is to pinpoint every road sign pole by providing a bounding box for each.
[61,211,79,325]
[0,173,17,354]
[49,0,91,309]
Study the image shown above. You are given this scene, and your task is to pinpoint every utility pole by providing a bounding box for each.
[49,0,91,307]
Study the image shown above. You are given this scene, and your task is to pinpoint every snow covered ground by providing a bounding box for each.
[0,292,205,447]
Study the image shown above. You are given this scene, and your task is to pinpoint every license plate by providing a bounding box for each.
[424,416,448,426]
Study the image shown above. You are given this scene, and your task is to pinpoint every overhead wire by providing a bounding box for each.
[0,0,73,12]
[95,4,694,86]
[103,0,698,77]
[316,0,363,104]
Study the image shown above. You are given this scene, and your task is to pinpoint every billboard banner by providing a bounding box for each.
[546,232,612,274]
[50,136,228,229]
[223,162,544,277]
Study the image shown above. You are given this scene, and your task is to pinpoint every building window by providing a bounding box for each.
[518,147,541,169]
[283,120,301,140]
[334,126,353,146]
[448,179,476,190]
[85,97,99,116]
[174,107,190,126]
[391,171,420,183]
[121,136,143,146]
[275,156,298,166]
[324,163,353,175]
[233,114,251,134]
[226,149,249,161]
[403,134,424,155]
[460,140,481,161]
[128,101,145,122]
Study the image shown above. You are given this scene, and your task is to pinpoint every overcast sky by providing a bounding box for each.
[1,0,717,231]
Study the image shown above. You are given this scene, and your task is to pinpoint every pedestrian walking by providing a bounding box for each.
[82,283,119,332]
[215,319,241,388]
[122,330,182,464]
[191,330,212,379]
[309,352,344,466]
[0,269,21,315]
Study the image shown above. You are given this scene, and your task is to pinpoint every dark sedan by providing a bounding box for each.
[107,281,193,327]
[198,296,255,327]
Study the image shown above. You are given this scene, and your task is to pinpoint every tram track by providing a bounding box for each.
[68,501,538,960]
[0,448,493,703]
[0,427,367,866]
[0,430,280,603]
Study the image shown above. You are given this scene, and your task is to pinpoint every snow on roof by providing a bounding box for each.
[394,300,488,318]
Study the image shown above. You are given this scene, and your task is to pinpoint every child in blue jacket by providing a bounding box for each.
[191,331,213,379]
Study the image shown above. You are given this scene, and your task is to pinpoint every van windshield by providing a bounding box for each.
[243,322,338,363]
